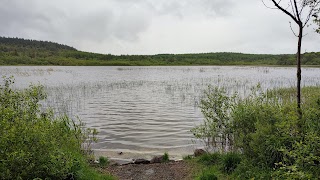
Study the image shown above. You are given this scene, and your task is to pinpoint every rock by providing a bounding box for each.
[194,149,206,157]
[150,155,164,164]
[134,158,150,164]
[145,168,155,176]
[109,160,120,166]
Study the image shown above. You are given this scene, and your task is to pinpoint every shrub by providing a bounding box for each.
[0,77,107,179]
[193,85,320,178]
[233,158,272,179]
[191,86,237,152]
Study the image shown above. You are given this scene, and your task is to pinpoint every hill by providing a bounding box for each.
[0,37,319,66]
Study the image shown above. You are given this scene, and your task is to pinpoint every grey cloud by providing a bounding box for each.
[1,0,317,55]
[148,0,235,18]
[0,0,154,44]
[0,0,57,37]
[0,0,236,45]
[66,10,114,42]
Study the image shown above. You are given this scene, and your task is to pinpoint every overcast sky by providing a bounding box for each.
[0,0,319,55]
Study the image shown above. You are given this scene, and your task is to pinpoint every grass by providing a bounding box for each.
[186,153,233,180]
[76,166,115,180]
[163,152,170,162]
[99,156,110,167]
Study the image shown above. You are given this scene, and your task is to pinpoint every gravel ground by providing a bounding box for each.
[103,161,193,180]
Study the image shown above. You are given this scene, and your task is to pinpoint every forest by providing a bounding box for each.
[1,36,320,66]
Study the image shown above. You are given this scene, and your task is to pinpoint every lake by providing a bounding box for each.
[1,66,319,159]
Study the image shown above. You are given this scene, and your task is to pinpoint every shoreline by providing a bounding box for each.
[93,149,194,165]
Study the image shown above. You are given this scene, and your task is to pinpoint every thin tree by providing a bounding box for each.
[263,0,320,119]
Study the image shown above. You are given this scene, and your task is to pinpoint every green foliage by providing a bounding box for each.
[197,153,220,166]
[1,37,320,66]
[197,168,218,180]
[232,158,272,179]
[75,167,115,180]
[98,156,109,167]
[163,152,170,162]
[221,152,241,174]
[193,85,320,179]
[191,87,237,152]
[0,77,112,179]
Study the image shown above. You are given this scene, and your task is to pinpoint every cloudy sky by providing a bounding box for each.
[0,0,319,55]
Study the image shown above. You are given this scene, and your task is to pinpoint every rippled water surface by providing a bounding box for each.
[1,66,320,157]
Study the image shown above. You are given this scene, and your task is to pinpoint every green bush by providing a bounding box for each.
[193,85,320,179]
[0,77,110,179]
[233,159,272,179]
[191,86,237,152]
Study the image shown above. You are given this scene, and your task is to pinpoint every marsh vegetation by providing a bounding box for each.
[1,66,320,159]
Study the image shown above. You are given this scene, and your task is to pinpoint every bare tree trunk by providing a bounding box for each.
[297,23,303,120]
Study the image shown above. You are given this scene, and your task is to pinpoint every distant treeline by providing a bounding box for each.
[1,36,320,66]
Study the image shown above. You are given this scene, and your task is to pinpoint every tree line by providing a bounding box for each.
[0,36,319,66]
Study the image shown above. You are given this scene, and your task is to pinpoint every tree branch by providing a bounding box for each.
[299,0,307,16]
[262,0,278,9]
[290,0,298,18]
[303,1,320,27]
[290,22,299,36]
[271,0,300,24]
[293,0,302,22]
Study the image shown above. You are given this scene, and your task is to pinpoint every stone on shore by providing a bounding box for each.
[150,155,164,163]
[134,158,150,164]
[194,149,206,157]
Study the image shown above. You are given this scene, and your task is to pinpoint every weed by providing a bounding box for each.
[183,155,193,160]
[221,153,241,174]
[99,156,109,167]
[197,153,220,166]
[163,152,170,162]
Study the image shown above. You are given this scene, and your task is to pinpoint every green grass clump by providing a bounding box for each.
[0,77,113,179]
[197,153,220,166]
[197,167,218,180]
[99,156,109,167]
[183,155,193,160]
[162,152,170,162]
[221,153,241,174]
[76,166,115,180]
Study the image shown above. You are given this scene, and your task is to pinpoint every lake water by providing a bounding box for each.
[1,66,319,159]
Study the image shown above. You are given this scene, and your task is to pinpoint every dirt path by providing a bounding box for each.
[102,161,194,180]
